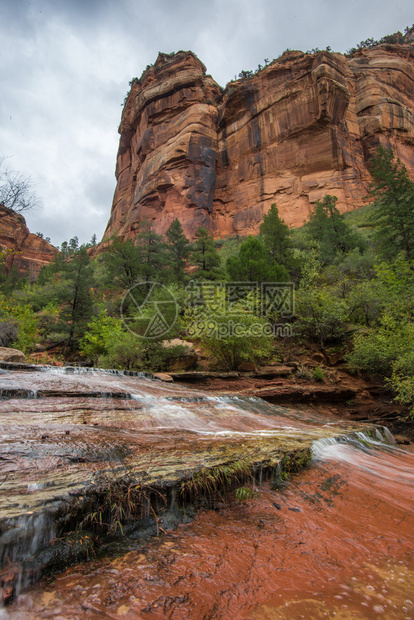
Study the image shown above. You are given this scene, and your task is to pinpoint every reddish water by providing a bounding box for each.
[4,441,414,619]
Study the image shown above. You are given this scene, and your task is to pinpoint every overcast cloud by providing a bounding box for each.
[1,0,413,246]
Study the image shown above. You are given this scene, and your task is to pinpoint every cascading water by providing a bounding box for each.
[1,363,413,617]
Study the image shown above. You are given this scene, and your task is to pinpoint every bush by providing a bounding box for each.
[0,321,18,347]
[313,367,325,382]
[97,332,190,372]
[99,331,143,370]
[347,280,384,327]
[80,310,124,365]
[0,297,38,353]
[346,315,414,377]
[295,287,349,347]
[185,285,273,370]
[388,351,414,418]
[198,312,273,371]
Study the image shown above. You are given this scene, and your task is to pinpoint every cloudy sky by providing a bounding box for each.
[1,0,413,247]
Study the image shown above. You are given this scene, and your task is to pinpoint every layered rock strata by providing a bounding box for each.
[103,39,414,241]
[0,205,58,278]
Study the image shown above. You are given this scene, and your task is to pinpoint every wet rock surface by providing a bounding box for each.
[5,440,414,619]
[0,364,372,602]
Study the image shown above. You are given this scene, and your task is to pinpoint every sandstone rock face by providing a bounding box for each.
[0,347,25,363]
[103,40,414,241]
[0,205,58,278]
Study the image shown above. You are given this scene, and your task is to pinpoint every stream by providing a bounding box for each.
[0,365,413,618]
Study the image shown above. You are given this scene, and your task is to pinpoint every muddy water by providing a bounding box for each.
[3,440,413,619]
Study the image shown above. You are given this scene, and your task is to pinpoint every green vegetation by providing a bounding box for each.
[346,25,413,56]
[1,145,414,418]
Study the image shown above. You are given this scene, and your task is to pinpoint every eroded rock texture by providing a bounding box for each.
[0,205,58,278]
[103,41,414,241]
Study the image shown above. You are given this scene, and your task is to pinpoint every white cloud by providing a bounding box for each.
[0,0,413,246]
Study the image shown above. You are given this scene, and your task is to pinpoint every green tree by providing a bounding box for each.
[226,236,289,283]
[260,204,292,267]
[58,246,94,352]
[165,218,191,283]
[80,309,124,365]
[295,286,350,347]
[190,228,222,280]
[185,288,273,370]
[102,236,142,290]
[347,312,414,377]
[136,220,167,287]
[306,195,363,264]
[369,146,414,261]
[0,296,38,353]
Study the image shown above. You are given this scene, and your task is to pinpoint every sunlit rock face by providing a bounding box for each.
[103,39,414,241]
[0,205,58,278]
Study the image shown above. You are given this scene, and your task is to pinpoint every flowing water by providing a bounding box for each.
[0,365,413,618]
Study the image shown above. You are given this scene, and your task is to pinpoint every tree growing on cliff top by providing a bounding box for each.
[0,157,40,218]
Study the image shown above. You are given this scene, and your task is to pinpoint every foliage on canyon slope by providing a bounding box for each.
[1,147,414,415]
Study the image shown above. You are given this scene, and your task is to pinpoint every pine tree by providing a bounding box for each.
[190,228,222,280]
[165,218,191,283]
[369,146,414,261]
[136,220,167,287]
[306,194,363,264]
[103,236,142,290]
[58,246,94,352]
[260,203,292,267]
[226,236,289,282]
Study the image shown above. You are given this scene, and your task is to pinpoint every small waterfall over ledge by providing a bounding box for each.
[0,363,411,609]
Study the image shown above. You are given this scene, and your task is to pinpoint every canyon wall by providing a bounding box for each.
[0,205,58,279]
[103,38,414,241]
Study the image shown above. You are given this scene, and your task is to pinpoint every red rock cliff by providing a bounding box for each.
[103,41,414,241]
[0,205,58,279]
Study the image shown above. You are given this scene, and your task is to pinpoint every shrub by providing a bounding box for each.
[0,297,38,353]
[295,287,349,347]
[99,331,143,370]
[388,351,414,418]
[313,367,325,382]
[235,487,257,502]
[80,310,124,365]
[346,314,414,377]
[0,321,18,347]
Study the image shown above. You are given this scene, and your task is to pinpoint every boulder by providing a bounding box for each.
[238,361,258,372]
[254,365,293,378]
[162,338,198,371]
[153,372,174,382]
[0,347,25,363]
